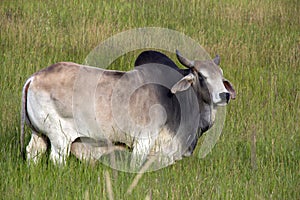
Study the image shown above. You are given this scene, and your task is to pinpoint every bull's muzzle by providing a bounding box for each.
[219,92,231,104]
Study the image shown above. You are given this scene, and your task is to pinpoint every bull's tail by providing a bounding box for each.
[20,77,33,160]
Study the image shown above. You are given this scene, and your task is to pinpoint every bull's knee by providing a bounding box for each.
[26,133,48,163]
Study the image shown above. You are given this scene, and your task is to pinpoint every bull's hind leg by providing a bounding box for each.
[38,115,75,165]
[26,131,48,163]
[49,133,72,165]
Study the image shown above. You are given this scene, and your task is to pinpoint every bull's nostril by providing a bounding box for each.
[219,92,230,103]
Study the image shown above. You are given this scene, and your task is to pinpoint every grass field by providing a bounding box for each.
[0,0,299,199]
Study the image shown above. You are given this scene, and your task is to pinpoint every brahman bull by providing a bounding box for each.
[20,50,235,169]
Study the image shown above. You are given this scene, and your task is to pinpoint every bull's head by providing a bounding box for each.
[171,50,236,106]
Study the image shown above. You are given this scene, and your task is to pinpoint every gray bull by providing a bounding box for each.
[21,50,235,168]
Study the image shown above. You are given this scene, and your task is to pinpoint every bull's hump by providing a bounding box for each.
[134,50,179,70]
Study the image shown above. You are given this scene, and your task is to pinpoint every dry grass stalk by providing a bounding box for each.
[126,156,156,195]
[251,126,257,170]
[105,171,114,200]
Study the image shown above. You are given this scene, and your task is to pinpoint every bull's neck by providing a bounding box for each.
[196,91,214,135]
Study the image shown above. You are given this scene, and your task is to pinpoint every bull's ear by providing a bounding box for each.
[171,73,195,94]
[223,79,236,99]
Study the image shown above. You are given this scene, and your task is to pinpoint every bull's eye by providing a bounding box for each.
[198,72,207,87]
[198,72,206,81]
[198,75,203,81]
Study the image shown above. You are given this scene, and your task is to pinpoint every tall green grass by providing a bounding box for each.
[1,0,299,199]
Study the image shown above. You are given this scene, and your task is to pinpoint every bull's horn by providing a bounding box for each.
[176,50,194,68]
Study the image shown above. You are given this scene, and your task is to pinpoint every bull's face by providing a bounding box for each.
[171,50,236,106]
